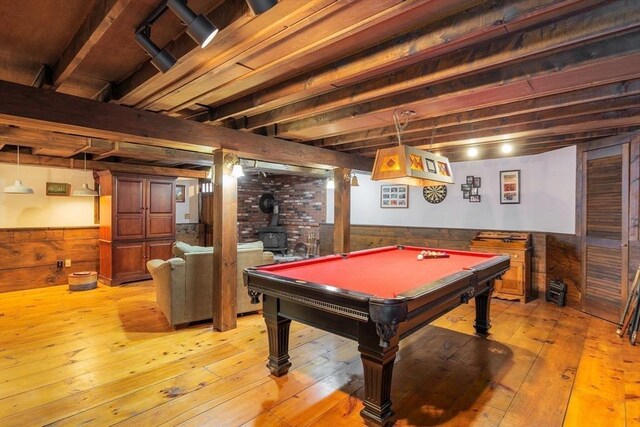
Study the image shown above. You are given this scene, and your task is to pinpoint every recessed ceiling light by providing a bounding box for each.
[501,143,513,154]
[468,147,478,157]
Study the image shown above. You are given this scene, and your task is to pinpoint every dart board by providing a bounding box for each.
[422,185,447,204]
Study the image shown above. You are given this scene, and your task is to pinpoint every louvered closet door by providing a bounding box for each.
[583,144,629,322]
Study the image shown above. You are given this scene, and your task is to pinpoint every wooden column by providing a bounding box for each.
[212,150,238,331]
[333,168,351,254]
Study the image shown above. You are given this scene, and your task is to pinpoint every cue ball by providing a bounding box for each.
[417,254,424,260]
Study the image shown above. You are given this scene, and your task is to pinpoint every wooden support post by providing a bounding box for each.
[333,168,351,254]
[212,150,238,331]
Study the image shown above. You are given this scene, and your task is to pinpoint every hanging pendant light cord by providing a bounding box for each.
[16,146,20,180]
[393,109,415,146]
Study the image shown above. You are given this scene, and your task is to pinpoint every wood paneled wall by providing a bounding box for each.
[0,227,99,293]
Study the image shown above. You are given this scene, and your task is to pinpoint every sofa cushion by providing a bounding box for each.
[172,241,213,258]
[237,240,264,251]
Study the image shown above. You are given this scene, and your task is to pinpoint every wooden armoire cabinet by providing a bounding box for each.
[470,231,532,303]
[98,171,176,285]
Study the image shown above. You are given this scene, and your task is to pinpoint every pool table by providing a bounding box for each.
[244,245,510,426]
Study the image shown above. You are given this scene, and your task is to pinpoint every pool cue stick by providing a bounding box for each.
[619,285,640,338]
[630,299,640,345]
[618,267,640,336]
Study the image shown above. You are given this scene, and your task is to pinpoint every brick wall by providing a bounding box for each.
[237,174,326,252]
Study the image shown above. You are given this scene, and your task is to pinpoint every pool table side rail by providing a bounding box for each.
[244,268,373,321]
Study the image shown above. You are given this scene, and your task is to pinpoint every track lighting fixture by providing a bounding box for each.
[167,0,218,48]
[135,0,218,73]
[246,0,278,15]
[3,145,33,194]
[135,26,177,73]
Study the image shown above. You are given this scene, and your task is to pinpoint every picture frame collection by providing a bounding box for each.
[380,184,409,208]
[461,176,481,203]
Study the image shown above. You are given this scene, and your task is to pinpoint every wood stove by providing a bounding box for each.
[258,226,287,254]
[258,193,287,253]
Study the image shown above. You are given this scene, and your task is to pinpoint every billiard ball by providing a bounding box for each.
[417,254,424,260]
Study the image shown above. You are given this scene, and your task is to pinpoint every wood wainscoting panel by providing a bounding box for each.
[0,227,99,293]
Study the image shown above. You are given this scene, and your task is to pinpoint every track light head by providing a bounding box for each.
[167,0,218,48]
[135,28,176,73]
[246,0,278,15]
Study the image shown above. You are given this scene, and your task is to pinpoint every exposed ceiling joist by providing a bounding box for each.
[53,0,132,88]
[0,151,207,179]
[0,80,373,171]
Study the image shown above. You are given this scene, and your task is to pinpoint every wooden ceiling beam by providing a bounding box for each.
[92,140,214,164]
[53,0,132,88]
[354,127,640,158]
[160,0,458,114]
[336,95,640,152]
[347,109,640,155]
[241,0,632,131]
[0,125,89,150]
[316,79,640,148]
[277,31,640,139]
[0,81,373,171]
[0,151,207,179]
[203,0,604,124]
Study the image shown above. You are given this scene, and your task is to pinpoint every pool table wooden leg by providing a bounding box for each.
[263,296,292,376]
[474,285,494,334]
[358,322,399,426]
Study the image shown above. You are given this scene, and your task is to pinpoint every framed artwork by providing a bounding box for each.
[473,177,481,188]
[466,176,474,184]
[463,190,470,199]
[471,187,479,196]
[176,184,186,203]
[381,184,409,208]
[500,170,521,204]
[461,184,471,191]
[470,195,481,203]
[425,158,437,173]
[46,182,70,196]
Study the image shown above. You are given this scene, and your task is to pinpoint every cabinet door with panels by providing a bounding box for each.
[146,240,174,268]
[113,176,146,240]
[146,179,175,239]
[112,241,147,283]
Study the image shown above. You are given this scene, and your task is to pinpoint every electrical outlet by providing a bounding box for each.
[56,260,63,269]
[65,259,71,267]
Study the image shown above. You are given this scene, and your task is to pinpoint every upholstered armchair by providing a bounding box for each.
[147,241,274,327]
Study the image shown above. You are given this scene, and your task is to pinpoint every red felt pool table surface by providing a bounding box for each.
[257,246,501,298]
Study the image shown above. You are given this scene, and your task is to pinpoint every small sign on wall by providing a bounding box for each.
[46,182,70,196]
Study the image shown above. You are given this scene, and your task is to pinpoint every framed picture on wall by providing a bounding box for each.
[500,170,521,204]
[176,184,186,203]
[380,184,409,208]
[46,182,70,196]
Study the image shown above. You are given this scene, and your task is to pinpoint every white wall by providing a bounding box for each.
[175,177,199,223]
[0,163,96,227]
[327,146,576,234]
[1,164,202,228]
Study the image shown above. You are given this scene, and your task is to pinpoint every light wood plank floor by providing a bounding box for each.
[1,281,639,426]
